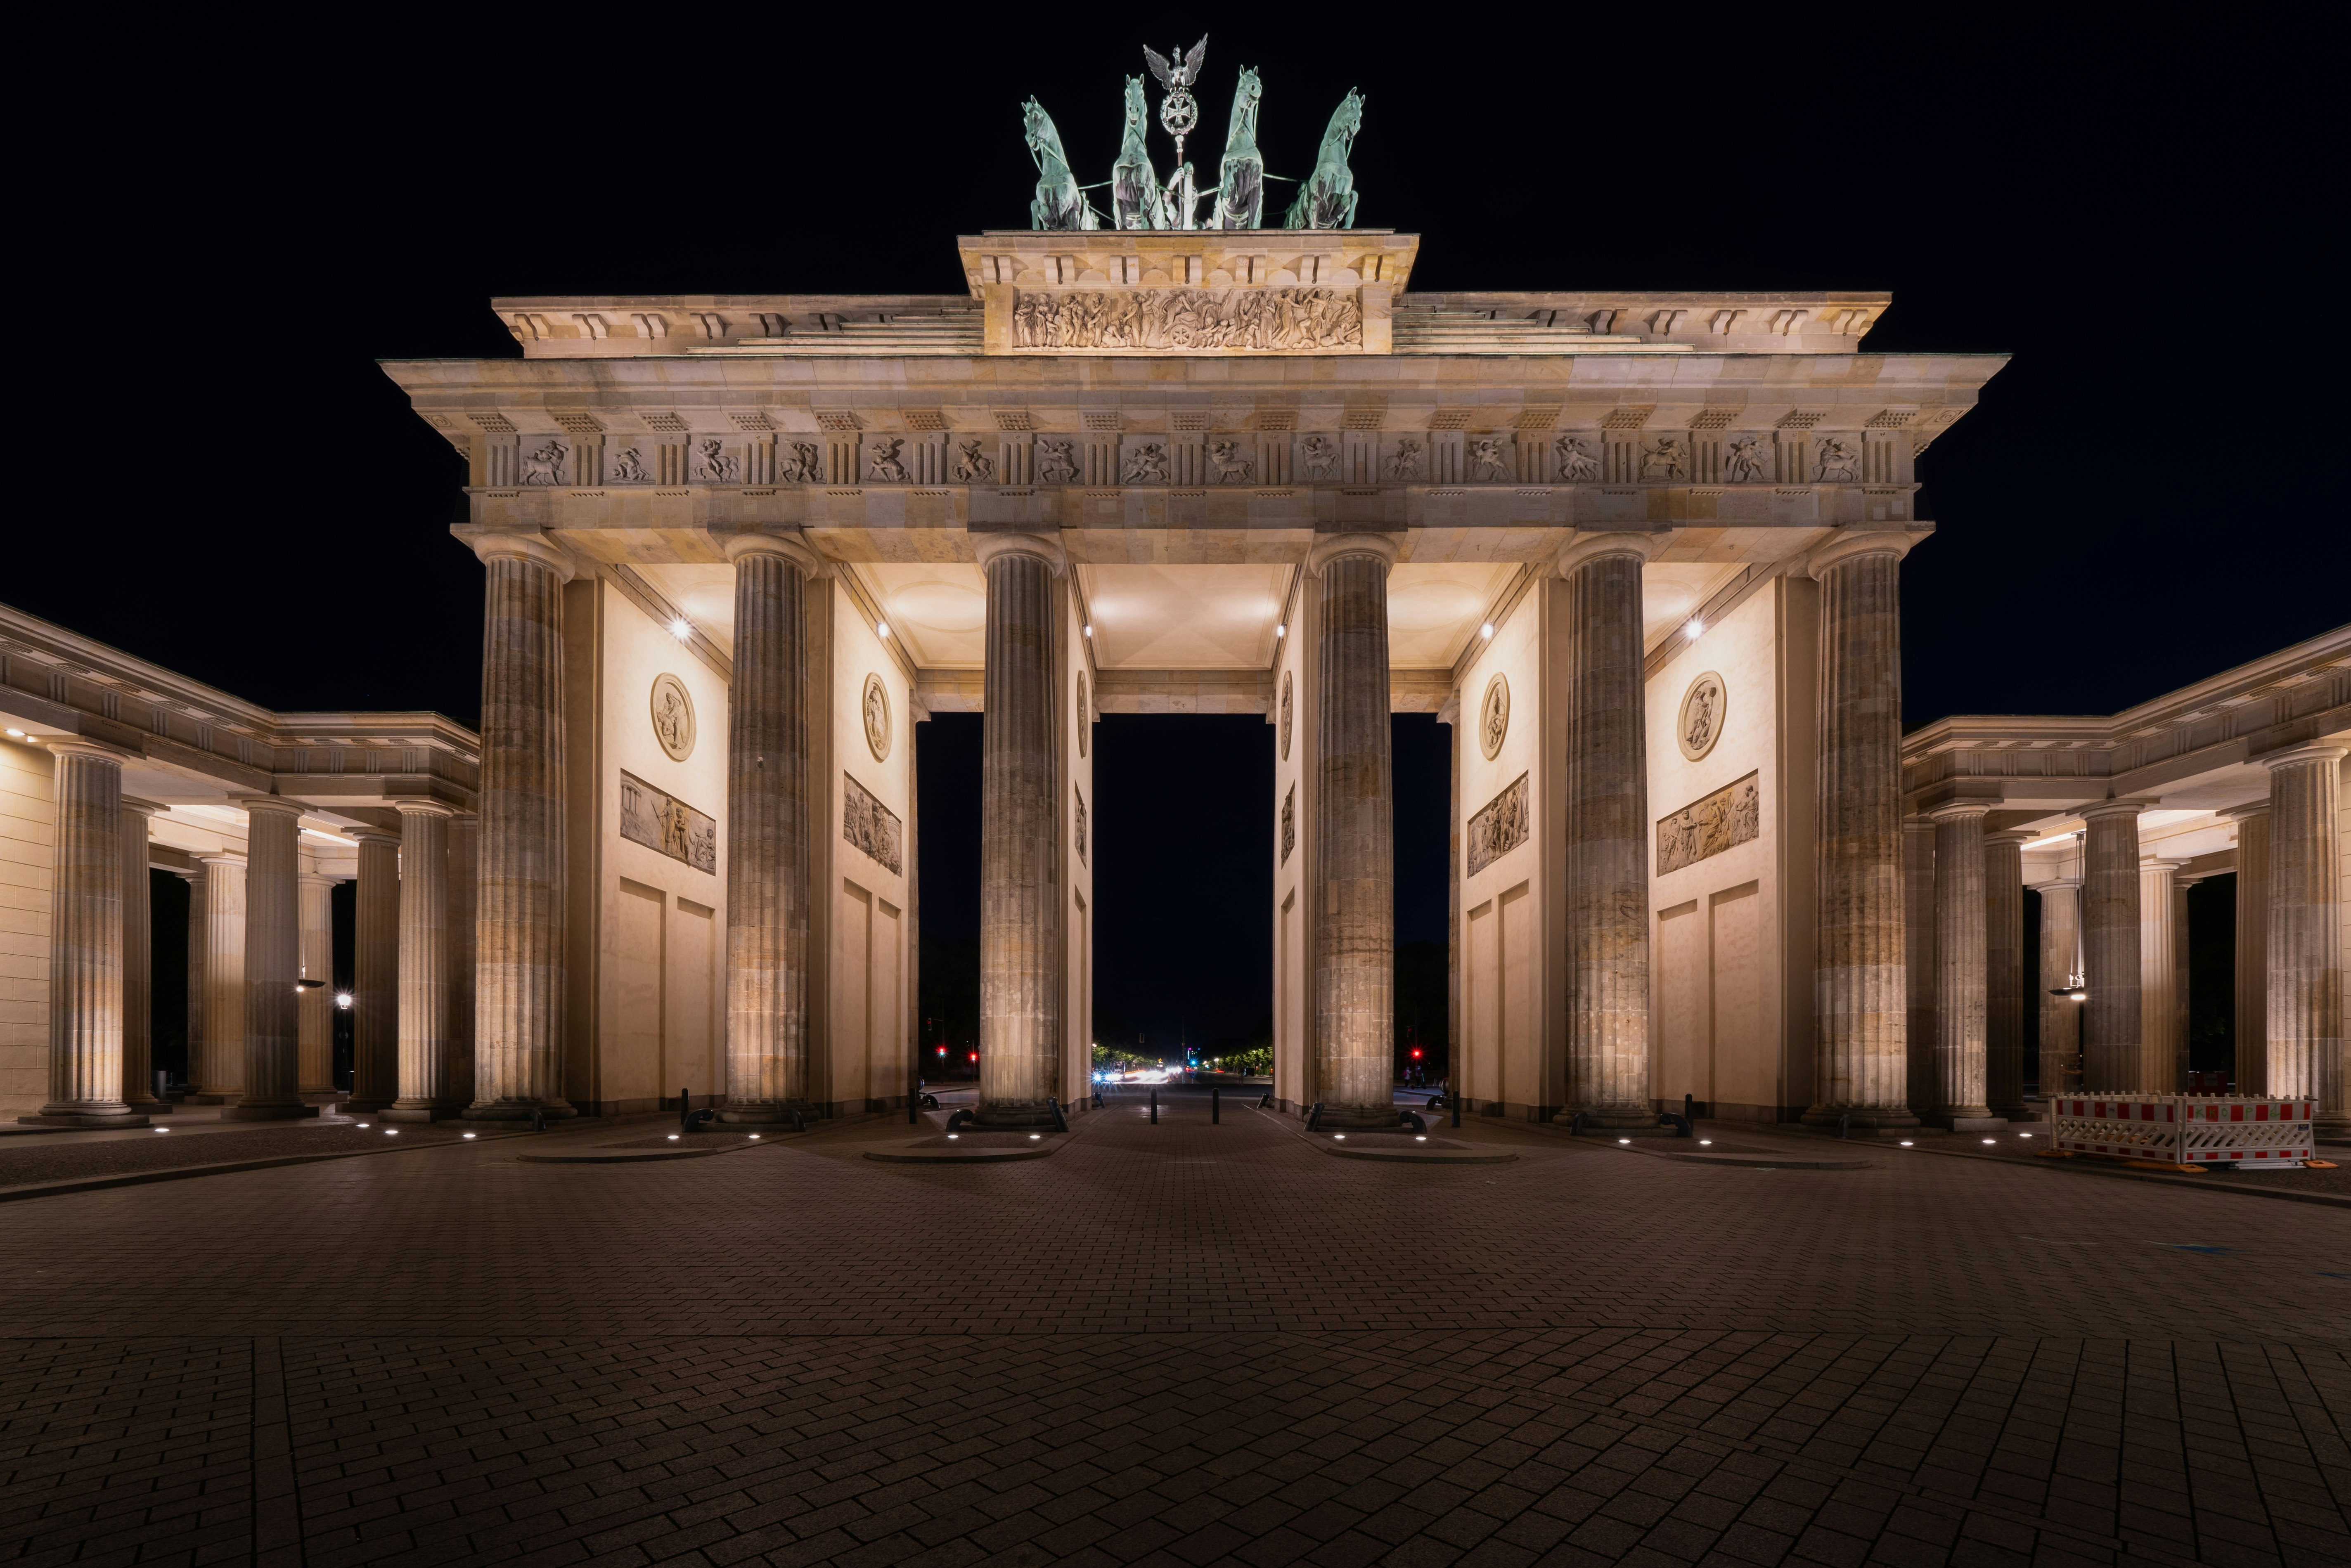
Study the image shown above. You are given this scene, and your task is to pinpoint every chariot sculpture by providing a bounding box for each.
[1023,38,1364,232]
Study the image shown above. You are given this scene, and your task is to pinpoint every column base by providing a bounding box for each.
[223,1102,321,1121]
[19,1108,149,1129]
[972,1104,1060,1131]
[1800,1105,1920,1132]
[341,1097,396,1115]
[717,1104,799,1125]
[183,1093,233,1105]
[1940,1114,2010,1133]
[1551,1109,1674,1135]
[1316,1102,1406,1131]
[464,1098,580,1121]
[383,1103,462,1123]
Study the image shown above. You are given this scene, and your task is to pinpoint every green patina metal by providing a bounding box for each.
[1024,42,1363,232]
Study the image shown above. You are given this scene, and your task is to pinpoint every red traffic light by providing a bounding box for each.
[1410,1048,1423,1059]
[968,1051,978,1062]
[936,1045,947,1056]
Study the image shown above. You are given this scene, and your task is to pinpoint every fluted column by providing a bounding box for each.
[1929,803,1991,1125]
[1985,828,2031,1119]
[447,814,478,1112]
[387,801,458,1121]
[2080,800,2146,1092]
[1902,818,1937,1117]
[345,826,401,1113]
[180,866,205,1094]
[228,799,306,1119]
[465,531,576,1119]
[1310,533,1399,1130]
[975,533,1063,1128]
[2172,873,2200,1090]
[2223,804,2269,1093]
[720,532,812,1122]
[118,797,165,1116]
[1804,531,1916,1128]
[2036,878,2082,1097]
[1555,534,1655,1129]
[297,875,337,1094]
[193,854,245,1100]
[2265,745,2344,1129]
[22,743,141,1127]
[2138,858,2184,1093]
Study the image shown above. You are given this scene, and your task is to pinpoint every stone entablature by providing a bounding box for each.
[0,605,479,811]
[1902,625,2350,813]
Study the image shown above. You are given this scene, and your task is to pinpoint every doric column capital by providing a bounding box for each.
[1553,529,1658,576]
[2078,797,2157,822]
[459,526,577,582]
[2259,742,2348,772]
[197,851,246,870]
[1304,530,1400,577]
[347,824,402,848]
[2219,800,2271,823]
[120,796,169,821]
[972,530,1068,575]
[297,873,342,889]
[44,739,131,767]
[1927,800,1993,823]
[2138,856,2188,873]
[390,797,457,821]
[2034,876,2084,893]
[1806,527,1918,579]
[719,527,829,576]
[1435,688,1461,728]
[1986,828,2037,849]
[235,795,303,823]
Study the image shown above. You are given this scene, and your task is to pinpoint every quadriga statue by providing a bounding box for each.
[1285,89,1364,229]
[1024,98,1096,231]
[1211,66,1263,230]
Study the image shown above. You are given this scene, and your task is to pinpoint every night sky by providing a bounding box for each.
[23,21,2332,1069]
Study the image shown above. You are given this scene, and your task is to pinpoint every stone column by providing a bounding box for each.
[297,875,337,1095]
[180,865,205,1094]
[193,854,245,1101]
[388,801,458,1121]
[2172,873,2200,1090]
[345,826,401,1113]
[1985,828,2031,1119]
[464,531,576,1120]
[2223,804,2269,1093]
[975,533,1064,1128]
[2265,745,2344,1129]
[118,797,166,1117]
[1310,532,1399,1130]
[719,532,813,1123]
[227,799,307,1119]
[1804,531,1917,1128]
[2036,878,2083,1097]
[2079,800,2146,1092]
[1555,533,1656,1130]
[447,814,479,1112]
[1929,803,1992,1126]
[1902,818,1937,1118]
[21,743,142,1127]
[2138,858,2183,1093]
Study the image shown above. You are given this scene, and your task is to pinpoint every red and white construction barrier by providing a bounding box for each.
[2048,1095,2316,1167]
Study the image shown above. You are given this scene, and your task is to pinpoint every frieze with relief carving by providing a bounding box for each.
[1657,773,1759,876]
[1467,773,1527,877]
[1011,288,1361,352]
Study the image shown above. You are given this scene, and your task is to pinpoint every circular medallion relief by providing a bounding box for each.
[1479,674,1510,760]
[862,673,892,762]
[649,674,696,762]
[1279,671,1294,761]
[1077,673,1089,757]
[1678,671,1727,762]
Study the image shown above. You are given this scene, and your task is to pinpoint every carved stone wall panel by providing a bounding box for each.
[619,771,717,875]
[1656,772,1760,876]
[842,772,903,874]
[1120,436,1170,485]
[1280,784,1295,866]
[1008,287,1363,353]
[1467,773,1528,877]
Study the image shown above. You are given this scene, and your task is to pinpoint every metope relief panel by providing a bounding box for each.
[843,773,903,875]
[1466,773,1527,877]
[1280,785,1295,866]
[1010,288,1361,352]
[620,771,717,875]
[1657,772,1760,877]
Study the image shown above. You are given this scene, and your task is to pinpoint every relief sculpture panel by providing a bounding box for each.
[1466,773,1527,877]
[620,771,717,875]
[843,772,904,875]
[1011,288,1361,352]
[1656,772,1760,876]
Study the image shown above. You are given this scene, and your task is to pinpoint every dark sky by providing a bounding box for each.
[21,16,2334,1053]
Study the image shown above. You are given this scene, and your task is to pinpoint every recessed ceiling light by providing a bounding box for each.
[1686,617,1704,640]
[1480,622,1495,639]
[876,621,890,639]
[1083,624,1093,637]
[669,617,691,641]
[1275,623,1286,638]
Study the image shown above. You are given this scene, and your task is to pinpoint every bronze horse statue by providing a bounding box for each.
[1285,88,1364,229]
[1025,98,1097,231]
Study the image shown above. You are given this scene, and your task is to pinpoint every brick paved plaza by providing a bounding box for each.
[3,1096,2347,1568]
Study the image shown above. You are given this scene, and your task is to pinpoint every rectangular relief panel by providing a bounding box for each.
[1657,772,1759,876]
[1467,773,1529,877]
[843,772,904,875]
[620,771,717,875]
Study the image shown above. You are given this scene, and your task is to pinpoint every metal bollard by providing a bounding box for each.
[788,1108,807,1134]
[1049,1097,1068,1133]
[1450,1091,1461,1129]
[1150,1090,1158,1124]
[1570,1110,1589,1138]
[679,1085,692,1134]
[1212,1087,1221,1124]
[1307,1102,1323,1132]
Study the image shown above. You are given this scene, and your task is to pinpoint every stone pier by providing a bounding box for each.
[297,874,336,1096]
[465,531,576,1121]
[22,743,141,1127]
[2079,800,2146,1092]
[1985,828,2030,1119]
[2138,858,2184,1093]
[2036,877,2082,1097]
[387,800,458,1121]
[1902,818,1937,1118]
[1929,802,1993,1128]
[2265,745,2344,1130]
[193,853,245,1102]
[975,533,1063,1130]
[2224,804,2270,1093]
[227,798,309,1120]
[720,532,814,1123]
[345,826,400,1114]
[1804,532,1917,1129]
[118,797,165,1119]
[1310,533,1399,1130]
[1555,534,1656,1131]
